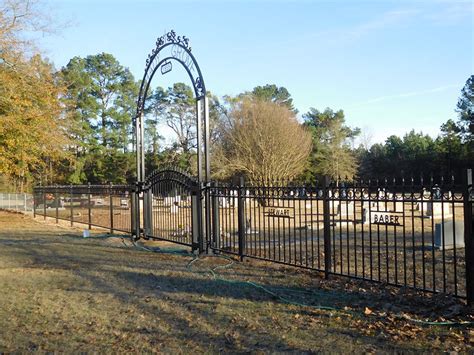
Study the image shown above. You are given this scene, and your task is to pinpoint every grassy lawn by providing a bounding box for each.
[0,211,472,352]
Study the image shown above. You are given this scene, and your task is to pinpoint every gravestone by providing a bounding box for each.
[170,202,179,214]
[329,200,339,215]
[229,190,238,207]
[388,199,403,212]
[245,217,259,235]
[434,220,464,250]
[219,196,229,208]
[120,198,129,208]
[419,201,451,219]
[337,201,354,219]
[164,195,181,206]
[427,202,452,219]
[363,201,387,212]
[362,208,369,224]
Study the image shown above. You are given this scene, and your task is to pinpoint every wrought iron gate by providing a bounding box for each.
[142,168,205,251]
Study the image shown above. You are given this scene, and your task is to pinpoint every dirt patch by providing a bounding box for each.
[0,211,472,352]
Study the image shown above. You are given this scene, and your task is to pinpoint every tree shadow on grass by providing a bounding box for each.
[0,220,469,352]
[0,230,407,352]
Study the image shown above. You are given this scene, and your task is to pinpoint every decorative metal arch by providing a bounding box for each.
[145,167,198,190]
[134,30,210,185]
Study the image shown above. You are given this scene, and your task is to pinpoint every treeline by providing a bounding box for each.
[357,76,473,180]
[357,125,473,180]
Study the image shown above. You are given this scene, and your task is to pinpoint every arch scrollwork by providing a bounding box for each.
[135,30,206,122]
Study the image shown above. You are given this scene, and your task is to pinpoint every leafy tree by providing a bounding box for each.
[213,98,312,182]
[357,130,462,179]
[145,87,166,155]
[154,83,196,154]
[61,53,139,183]
[456,75,474,141]
[303,108,359,181]
[436,119,471,176]
[147,83,222,172]
[251,84,297,113]
[0,0,70,191]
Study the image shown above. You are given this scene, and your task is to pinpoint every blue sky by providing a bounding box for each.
[39,0,473,145]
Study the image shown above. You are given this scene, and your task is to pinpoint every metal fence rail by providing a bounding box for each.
[209,174,473,299]
[0,193,34,212]
[33,184,134,234]
[27,169,474,302]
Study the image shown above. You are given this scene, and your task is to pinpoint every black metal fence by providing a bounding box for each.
[208,173,473,299]
[33,184,134,234]
[143,169,197,247]
[31,170,474,301]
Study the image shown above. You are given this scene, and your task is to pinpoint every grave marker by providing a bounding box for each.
[434,220,464,250]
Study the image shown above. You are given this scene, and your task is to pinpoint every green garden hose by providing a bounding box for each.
[119,237,474,327]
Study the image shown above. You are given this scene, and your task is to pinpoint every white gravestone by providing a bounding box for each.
[229,190,238,207]
[164,195,181,206]
[435,221,464,250]
[337,201,354,219]
[170,202,179,214]
[329,200,339,215]
[219,196,229,208]
[388,199,403,213]
[363,201,387,212]
[419,201,451,219]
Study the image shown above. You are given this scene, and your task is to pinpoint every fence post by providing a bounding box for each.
[204,183,212,254]
[24,193,27,212]
[70,184,73,227]
[132,182,141,241]
[211,182,220,250]
[43,189,46,220]
[191,185,203,253]
[323,175,332,279]
[131,186,137,239]
[237,176,246,261]
[88,183,92,230]
[33,189,36,218]
[464,169,474,305]
[198,183,205,254]
[8,193,10,210]
[109,182,114,234]
[55,185,59,224]
[143,186,153,237]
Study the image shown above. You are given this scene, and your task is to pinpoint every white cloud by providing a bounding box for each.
[349,84,460,108]
[425,1,474,24]
[345,9,420,39]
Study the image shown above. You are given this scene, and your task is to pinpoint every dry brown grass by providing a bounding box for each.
[0,210,473,352]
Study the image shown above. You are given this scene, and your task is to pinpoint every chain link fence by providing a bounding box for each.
[0,193,34,212]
